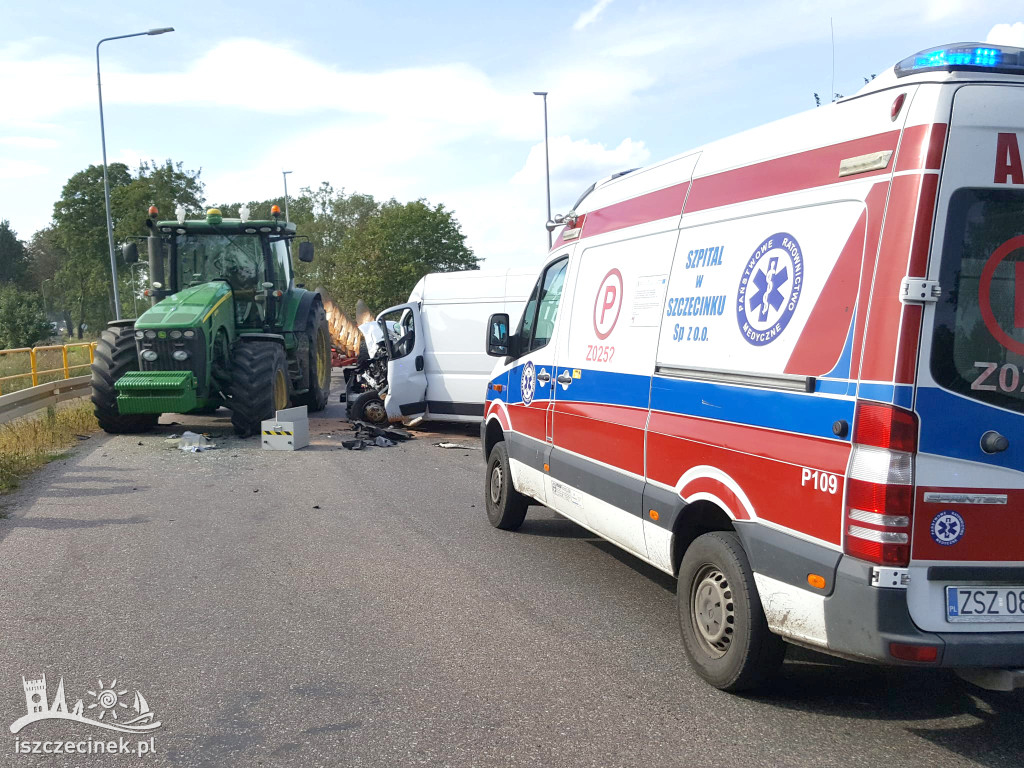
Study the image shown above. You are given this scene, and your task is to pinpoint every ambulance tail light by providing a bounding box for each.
[843,402,918,568]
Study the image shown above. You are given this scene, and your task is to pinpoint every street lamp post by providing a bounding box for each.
[532,91,552,249]
[282,170,293,222]
[97,26,174,320]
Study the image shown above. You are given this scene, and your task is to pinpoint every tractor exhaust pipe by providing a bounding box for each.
[147,233,164,306]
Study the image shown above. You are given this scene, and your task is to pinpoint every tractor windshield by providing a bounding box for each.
[175,233,267,296]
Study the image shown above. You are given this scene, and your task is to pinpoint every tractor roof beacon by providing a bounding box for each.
[90,205,331,437]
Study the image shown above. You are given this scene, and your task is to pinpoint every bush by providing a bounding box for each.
[0,285,50,349]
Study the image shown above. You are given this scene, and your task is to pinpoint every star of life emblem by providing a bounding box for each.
[520,361,536,406]
[737,233,804,346]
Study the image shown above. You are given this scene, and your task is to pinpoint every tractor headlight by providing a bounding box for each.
[141,349,158,362]
[135,330,144,339]
[183,330,195,339]
[172,350,190,362]
[144,330,157,340]
[170,330,182,339]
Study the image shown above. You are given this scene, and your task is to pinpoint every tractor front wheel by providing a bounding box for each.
[90,325,159,434]
[229,341,289,437]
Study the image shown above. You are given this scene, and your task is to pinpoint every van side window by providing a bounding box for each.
[518,257,569,355]
[931,188,1024,410]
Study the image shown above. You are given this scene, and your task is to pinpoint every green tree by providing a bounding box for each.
[26,227,72,335]
[52,163,132,334]
[0,220,28,286]
[337,198,478,311]
[0,285,49,348]
[50,160,206,333]
[112,160,205,244]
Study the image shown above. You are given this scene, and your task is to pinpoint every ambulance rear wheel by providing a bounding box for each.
[677,531,785,692]
[485,441,528,531]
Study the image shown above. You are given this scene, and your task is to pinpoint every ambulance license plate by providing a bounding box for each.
[946,587,1024,622]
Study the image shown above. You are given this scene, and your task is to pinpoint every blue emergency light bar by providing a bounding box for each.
[895,43,1024,77]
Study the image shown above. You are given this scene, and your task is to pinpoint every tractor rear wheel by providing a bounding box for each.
[229,341,289,437]
[294,301,331,412]
[90,325,159,434]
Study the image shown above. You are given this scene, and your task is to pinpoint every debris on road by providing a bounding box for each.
[177,431,217,453]
[341,420,413,450]
[435,442,480,450]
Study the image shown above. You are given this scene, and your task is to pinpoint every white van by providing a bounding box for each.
[481,43,1024,692]
[349,268,536,424]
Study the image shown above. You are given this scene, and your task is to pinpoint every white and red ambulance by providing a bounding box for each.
[481,43,1024,691]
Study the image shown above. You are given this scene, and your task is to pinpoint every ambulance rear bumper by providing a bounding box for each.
[826,557,1024,667]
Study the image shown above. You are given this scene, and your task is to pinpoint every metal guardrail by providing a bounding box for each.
[0,343,97,394]
[0,376,92,425]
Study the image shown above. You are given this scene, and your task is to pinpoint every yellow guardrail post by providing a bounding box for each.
[62,345,70,379]
[29,348,38,387]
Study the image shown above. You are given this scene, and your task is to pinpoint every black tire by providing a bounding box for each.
[484,441,528,531]
[677,531,785,692]
[293,301,331,412]
[229,341,289,437]
[349,390,388,425]
[90,325,159,434]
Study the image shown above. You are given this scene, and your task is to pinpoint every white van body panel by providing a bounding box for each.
[383,268,536,423]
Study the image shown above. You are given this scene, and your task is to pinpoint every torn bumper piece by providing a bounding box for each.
[115,371,198,414]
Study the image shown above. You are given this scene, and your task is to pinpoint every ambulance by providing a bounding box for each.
[481,43,1024,692]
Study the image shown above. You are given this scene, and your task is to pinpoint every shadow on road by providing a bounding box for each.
[728,645,1024,767]
[0,514,150,531]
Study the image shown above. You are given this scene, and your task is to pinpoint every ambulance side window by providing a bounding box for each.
[518,257,569,355]
[931,188,1024,410]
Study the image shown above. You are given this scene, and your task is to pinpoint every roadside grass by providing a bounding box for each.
[0,401,98,493]
[0,343,94,396]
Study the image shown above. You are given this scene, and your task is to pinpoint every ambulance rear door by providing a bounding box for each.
[909,83,1024,633]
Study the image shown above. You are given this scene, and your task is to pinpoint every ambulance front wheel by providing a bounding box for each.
[677,531,785,692]
[485,442,528,531]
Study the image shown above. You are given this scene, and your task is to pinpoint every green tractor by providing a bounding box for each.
[90,205,332,437]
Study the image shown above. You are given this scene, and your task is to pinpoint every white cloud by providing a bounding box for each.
[511,135,650,207]
[574,0,615,31]
[987,22,1024,47]
[0,158,48,180]
[0,136,58,149]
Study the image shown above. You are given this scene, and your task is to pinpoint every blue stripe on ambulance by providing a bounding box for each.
[917,386,1024,468]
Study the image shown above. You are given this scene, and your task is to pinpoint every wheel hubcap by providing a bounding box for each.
[690,565,735,658]
[363,399,387,424]
[489,464,503,504]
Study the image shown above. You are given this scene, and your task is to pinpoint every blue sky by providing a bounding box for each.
[2,1,1022,270]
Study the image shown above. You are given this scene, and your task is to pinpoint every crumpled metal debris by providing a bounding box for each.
[341,420,413,450]
[435,442,480,450]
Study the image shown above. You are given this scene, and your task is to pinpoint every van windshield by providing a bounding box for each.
[930,188,1024,410]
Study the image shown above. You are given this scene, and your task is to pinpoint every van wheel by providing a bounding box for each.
[677,531,785,692]
[349,391,388,424]
[485,442,528,530]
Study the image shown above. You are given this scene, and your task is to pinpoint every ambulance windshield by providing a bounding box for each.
[930,188,1024,410]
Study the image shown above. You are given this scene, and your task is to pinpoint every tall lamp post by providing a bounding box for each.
[282,170,293,222]
[97,26,174,320]
[532,91,552,248]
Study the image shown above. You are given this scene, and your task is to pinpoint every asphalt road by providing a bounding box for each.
[0,376,1022,768]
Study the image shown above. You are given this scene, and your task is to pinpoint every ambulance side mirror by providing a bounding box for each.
[486,313,510,357]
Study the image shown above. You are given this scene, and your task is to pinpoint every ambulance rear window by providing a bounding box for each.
[931,188,1024,410]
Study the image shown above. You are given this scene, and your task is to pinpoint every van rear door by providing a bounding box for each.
[909,84,1024,633]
